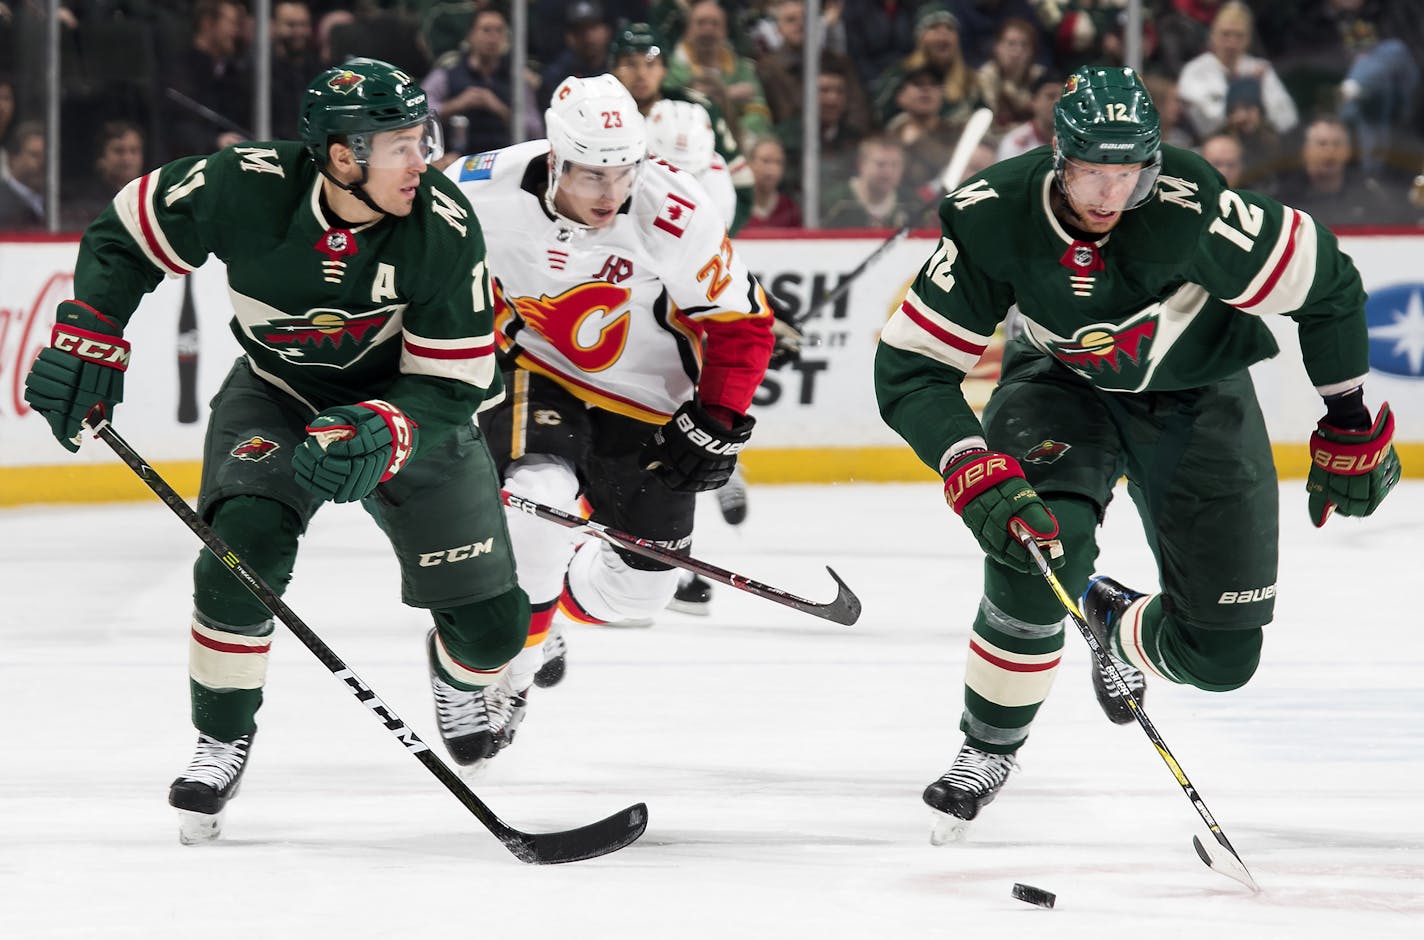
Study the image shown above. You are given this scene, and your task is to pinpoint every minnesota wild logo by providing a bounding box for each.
[1024,440,1072,465]
[256,307,396,367]
[231,436,280,462]
[1050,318,1157,374]
[327,71,365,95]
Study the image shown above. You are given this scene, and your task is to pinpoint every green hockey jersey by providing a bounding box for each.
[875,144,1371,472]
[75,140,499,457]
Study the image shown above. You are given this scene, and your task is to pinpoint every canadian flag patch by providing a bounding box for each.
[654,193,696,237]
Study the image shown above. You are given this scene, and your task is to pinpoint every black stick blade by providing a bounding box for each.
[815,567,862,625]
[501,802,649,864]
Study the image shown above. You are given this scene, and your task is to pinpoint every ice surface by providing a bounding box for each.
[2,481,1421,938]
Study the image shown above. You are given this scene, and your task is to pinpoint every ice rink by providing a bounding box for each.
[3,479,1421,938]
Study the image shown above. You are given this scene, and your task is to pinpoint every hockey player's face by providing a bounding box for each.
[1060,158,1144,232]
[363,125,438,216]
[615,54,666,107]
[555,161,638,227]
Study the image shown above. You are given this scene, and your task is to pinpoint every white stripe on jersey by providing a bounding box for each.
[400,328,497,391]
[1225,207,1318,316]
[113,170,197,277]
[880,286,992,373]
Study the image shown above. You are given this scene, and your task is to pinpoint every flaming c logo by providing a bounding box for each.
[510,283,634,372]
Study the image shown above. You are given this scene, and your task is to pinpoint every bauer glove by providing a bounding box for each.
[292,400,418,503]
[943,448,1063,572]
[642,398,755,492]
[1306,400,1400,527]
[23,300,130,453]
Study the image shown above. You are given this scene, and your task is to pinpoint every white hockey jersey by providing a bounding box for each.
[447,140,772,424]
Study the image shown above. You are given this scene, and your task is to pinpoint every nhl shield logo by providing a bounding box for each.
[327,71,365,95]
[232,436,281,462]
[1023,439,1072,465]
[1073,245,1094,268]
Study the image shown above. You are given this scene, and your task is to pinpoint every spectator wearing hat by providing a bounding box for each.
[667,0,774,143]
[886,65,963,205]
[995,73,1059,162]
[1177,1,1297,139]
[1223,75,1286,194]
[538,1,614,112]
[875,5,982,126]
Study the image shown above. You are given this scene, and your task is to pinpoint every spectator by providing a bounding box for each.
[667,0,774,142]
[1152,0,1223,77]
[160,0,251,160]
[1222,76,1286,193]
[947,0,1049,68]
[0,119,44,229]
[743,135,803,228]
[776,65,863,197]
[875,5,982,126]
[976,17,1047,139]
[269,0,319,140]
[886,65,961,205]
[421,7,519,156]
[63,119,145,227]
[1337,19,1419,178]
[538,1,614,114]
[747,0,849,57]
[822,134,910,228]
[0,73,15,178]
[1274,116,1402,227]
[1176,2,1298,140]
[1035,0,1156,70]
[316,8,357,67]
[995,72,1058,161]
[757,0,870,131]
[842,0,920,92]
[1143,72,1195,147]
[1199,130,1243,188]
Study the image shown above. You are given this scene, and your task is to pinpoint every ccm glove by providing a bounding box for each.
[1306,399,1400,527]
[642,398,755,492]
[23,301,130,452]
[943,448,1062,572]
[292,400,418,503]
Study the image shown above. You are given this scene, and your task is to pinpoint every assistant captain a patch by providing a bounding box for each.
[458,151,498,181]
[654,193,696,237]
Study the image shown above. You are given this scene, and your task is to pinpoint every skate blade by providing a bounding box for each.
[176,808,225,845]
[664,600,710,617]
[604,617,656,627]
[928,811,972,846]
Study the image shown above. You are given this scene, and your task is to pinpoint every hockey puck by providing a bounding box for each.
[1011,883,1056,908]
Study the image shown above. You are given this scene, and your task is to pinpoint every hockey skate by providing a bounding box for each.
[169,731,254,845]
[533,621,567,688]
[715,465,749,525]
[667,572,713,615]
[923,742,1018,845]
[1081,575,1149,725]
[427,629,519,768]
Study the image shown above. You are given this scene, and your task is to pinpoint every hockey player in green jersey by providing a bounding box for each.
[874,65,1401,843]
[22,59,530,842]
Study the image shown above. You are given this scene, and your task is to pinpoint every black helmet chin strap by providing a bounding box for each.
[316,161,386,217]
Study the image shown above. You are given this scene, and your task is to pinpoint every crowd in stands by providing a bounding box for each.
[3,0,1424,232]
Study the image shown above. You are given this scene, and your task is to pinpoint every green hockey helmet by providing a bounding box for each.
[609,21,666,63]
[1053,66,1161,208]
[300,58,441,168]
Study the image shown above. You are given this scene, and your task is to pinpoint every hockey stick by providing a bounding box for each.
[164,87,256,139]
[500,490,862,625]
[88,417,647,864]
[795,107,994,328]
[1012,523,1260,893]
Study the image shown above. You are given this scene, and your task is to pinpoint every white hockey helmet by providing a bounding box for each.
[544,74,647,225]
[646,98,716,175]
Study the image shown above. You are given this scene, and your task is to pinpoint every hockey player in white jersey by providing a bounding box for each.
[446,74,774,748]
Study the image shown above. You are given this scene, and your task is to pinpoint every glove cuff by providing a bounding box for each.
[51,322,131,372]
[1311,403,1394,476]
[943,449,1026,514]
[357,399,418,481]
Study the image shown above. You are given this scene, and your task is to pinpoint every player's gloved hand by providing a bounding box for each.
[768,317,804,369]
[1307,399,1400,527]
[943,448,1062,572]
[642,398,754,492]
[23,300,131,453]
[292,400,418,503]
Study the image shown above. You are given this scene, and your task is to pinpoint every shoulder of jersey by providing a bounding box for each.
[631,159,713,241]
[446,139,548,191]
[941,148,1049,228]
[210,139,310,180]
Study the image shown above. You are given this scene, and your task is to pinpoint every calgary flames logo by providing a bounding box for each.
[327,71,365,95]
[1049,318,1157,374]
[256,307,395,367]
[508,283,634,372]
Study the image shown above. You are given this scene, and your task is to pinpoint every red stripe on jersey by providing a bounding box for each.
[1235,210,1301,310]
[136,172,187,276]
[524,602,555,647]
[901,300,987,356]
[191,627,271,655]
[969,637,1060,673]
[403,337,495,360]
[696,303,774,414]
[558,579,606,625]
